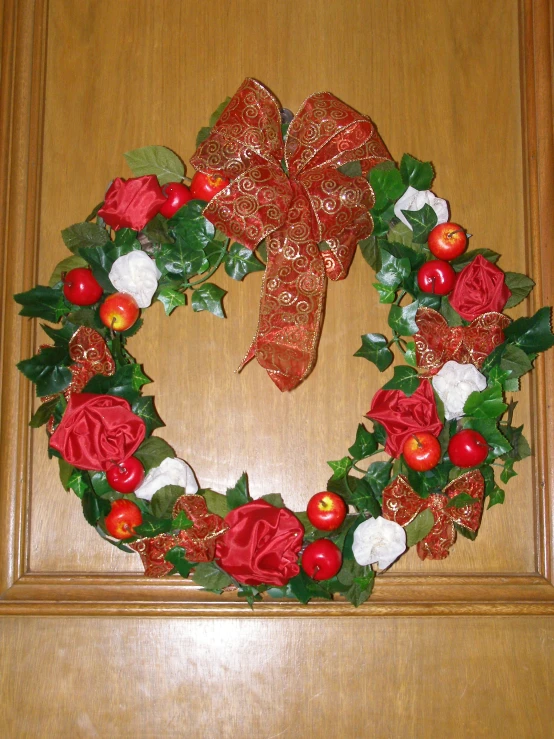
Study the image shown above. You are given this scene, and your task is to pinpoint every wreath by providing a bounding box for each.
[15,79,554,607]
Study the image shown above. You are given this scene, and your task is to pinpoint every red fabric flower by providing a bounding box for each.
[49,393,146,471]
[98,175,166,231]
[366,380,443,458]
[215,500,304,586]
[449,254,511,321]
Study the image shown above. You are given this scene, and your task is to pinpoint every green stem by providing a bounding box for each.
[395,290,407,306]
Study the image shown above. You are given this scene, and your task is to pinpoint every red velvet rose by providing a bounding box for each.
[98,175,166,231]
[49,393,146,470]
[366,380,443,458]
[449,254,511,321]
[215,500,305,586]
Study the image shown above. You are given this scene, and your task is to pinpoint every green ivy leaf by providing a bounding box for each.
[369,166,406,213]
[199,488,230,518]
[77,246,116,292]
[399,154,434,190]
[131,396,165,435]
[376,249,411,288]
[191,283,226,318]
[327,456,353,482]
[124,145,185,186]
[382,366,420,396]
[439,296,463,326]
[354,333,394,371]
[168,200,215,251]
[226,472,251,510]
[462,418,512,458]
[388,301,419,336]
[404,508,434,547]
[224,243,265,281]
[362,461,392,504]
[192,561,234,592]
[387,221,414,247]
[504,307,554,353]
[58,457,74,490]
[48,255,88,287]
[500,458,517,484]
[17,347,72,397]
[450,248,500,272]
[504,272,535,308]
[134,516,174,537]
[150,485,185,518]
[68,468,89,499]
[403,341,417,367]
[29,396,59,427]
[82,487,110,526]
[164,546,193,577]
[134,436,175,472]
[383,240,426,271]
[402,204,437,243]
[350,476,382,518]
[463,384,508,419]
[157,287,186,315]
[61,222,110,253]
[446,492,479,508]
[373,283,396,303]
[487,487,505,508]
[14,285,67,323]
[359,235,381,272]
[172,510,193,531]
[348,424,378,461]
[261,493,286,508]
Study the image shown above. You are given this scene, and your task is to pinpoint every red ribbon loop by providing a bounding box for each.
[382,470,485,560]
[191,78,391,390]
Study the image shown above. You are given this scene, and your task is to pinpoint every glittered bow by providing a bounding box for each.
[191,78,391,391]
[414,307,511,376]
[130,495,228,578]
[382,470,484,560]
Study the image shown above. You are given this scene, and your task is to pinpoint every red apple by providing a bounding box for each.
[307,492,347,531]
[428,222,468,261]
[159,182,192,218]
[417,259,457,295]
[448,429,489,467]
[302,539,342,581]
[402,432,442,472]
[63,267,103,305]
[190,172,230,201]
[104,499,143,539]
[106,456,145,494]
[99,292,140,331]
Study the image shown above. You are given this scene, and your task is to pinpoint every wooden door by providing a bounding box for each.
[1,1,553,736]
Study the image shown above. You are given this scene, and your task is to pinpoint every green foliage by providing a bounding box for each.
[348,424,378,461]
[359,235,381,271]
[134,436,175,472]
[14,285,67,323]
[462,418,512,458]
[29,396,59,428]
[404,508,434,547]
[224,243,265,280]
[192,561,234,592]
[350,476,382,518]
[504,307,554,353]
[134,515,174,537]
[401,204,437,243]
[327,456,353,482]
[199,488,230,518]
[226,472,251,510]
[399,154,434,190]
[450,248,500,272]
[388,301,419,336]
[165,546,193,578]
[382,366,420,396]
[131,396,165,435]
[191,283,226,318]
[446,493,478,508]
[369,165,406,214]
[157,287,186,315]
[61,222,110,253]
[354,333,394,371]
[17,347,72,397]
[376,249,411,288]
[504,272,535,308]
[48,255,88,287]
[124,145,185,185]
[463,384,508,419]
[150,485,185,518]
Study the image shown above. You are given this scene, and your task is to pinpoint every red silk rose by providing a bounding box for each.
[98,175,166,231]
[449,254,511,321]
[49,393,146,470]
[366,380,443,458]
[215,500,304,586]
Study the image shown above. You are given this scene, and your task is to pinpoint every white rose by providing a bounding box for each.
[352,516,407,571]
[394,186,449,229]
[109,250,161,308]
[432,360,487,421]
[134,457,199,501]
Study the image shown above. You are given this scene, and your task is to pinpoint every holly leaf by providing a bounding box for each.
[388,301,419,336]
[157,287,186,315]
[17,347,72,397]
[399,154,434,190]
[84,363,150,402]
[131,396,165,435]
[499,423,531,461]
[134,516,174,537]
[14,285,67,323]
[504,307,554,354]
[164,546,193,578]
[224,243,265,281]
[327,456,353,482]
[382,366,420,396]
[463,384,508,419]
[48,255,88,287]
[504,272,535,308]
[134,436,175,472]
[348,424,378,461]
[124,145,185,186]
[192,561,234,592]
[354,333,394,371]
[359,235,381,272]
[199,488,230,518]
[350,476,382,518]
[261,493,286,508]
[402,204,437,243]
[226,472,251,510]
[191,283,226,318]
[61,222,110,253]
[451,248,501,272]
[404,508,434,547]
[29,396,59,427]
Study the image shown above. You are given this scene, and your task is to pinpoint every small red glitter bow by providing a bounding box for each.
[414,307,511,376]
[191,78,391,391]
[130,495,228,578]
[382,470,484,560]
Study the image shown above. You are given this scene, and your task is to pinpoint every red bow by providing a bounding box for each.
[130,495,228,578]
[191,79,391,391]
[414,307,510,376]
[382,470,484,560]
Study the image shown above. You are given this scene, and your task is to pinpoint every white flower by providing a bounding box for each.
[109,250,161,308]
[394,186,449,229]
[134,457,198,501]
[352,516,407,570]
[432,360,487,421]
